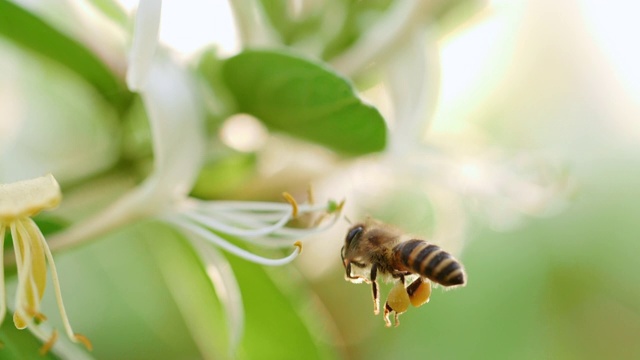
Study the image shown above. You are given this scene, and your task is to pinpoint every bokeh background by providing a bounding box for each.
[2,0,640,359]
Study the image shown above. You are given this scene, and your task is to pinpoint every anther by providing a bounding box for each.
[74,333,93,351]
[282,192,299,218]
[26,307,47,324]
[306,184,315,205]
[293,240,303,254]
[39,330,58,356]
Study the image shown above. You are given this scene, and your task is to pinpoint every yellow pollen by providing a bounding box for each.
[39,329,58,356]
[282,192,299,218]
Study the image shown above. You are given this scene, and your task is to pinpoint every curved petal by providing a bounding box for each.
[329,0,433,77]
[140,55,207,197]
[47,55,207,252]
[127,0,163,90]
[385,28,440,155]
[186,235,244,354]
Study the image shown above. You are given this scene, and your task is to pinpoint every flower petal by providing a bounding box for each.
[140,56,207,197]
[23,219,47,301]
[47,55,207,252]
[385,28,438,154]
[0,174,61,222]
[187,235,244,354]
[126,0,163,90]
[329,0,432,77]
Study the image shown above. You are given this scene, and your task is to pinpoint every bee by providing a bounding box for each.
[340,218,466,327]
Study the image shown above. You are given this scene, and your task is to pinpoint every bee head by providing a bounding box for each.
[345,224,364,249]
[342,223,364,265]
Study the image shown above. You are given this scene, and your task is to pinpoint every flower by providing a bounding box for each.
[126,0,162,91]
[30,3,345,356]
[0,174,91,354]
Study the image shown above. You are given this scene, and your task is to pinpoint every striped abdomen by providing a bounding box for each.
[393,239,465,286]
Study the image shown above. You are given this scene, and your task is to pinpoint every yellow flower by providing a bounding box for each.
[0,174,91,354]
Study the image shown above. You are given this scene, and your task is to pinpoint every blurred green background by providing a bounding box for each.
[2,0,640,359]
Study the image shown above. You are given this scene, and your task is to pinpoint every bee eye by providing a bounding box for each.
[345,225,364,247]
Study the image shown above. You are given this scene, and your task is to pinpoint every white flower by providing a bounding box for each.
[39,2,344,355]
[348,20,568,253]
[126,0,162,91]
[0,174,91,354]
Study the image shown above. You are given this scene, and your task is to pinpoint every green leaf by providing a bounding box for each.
[195,48,237,128]
[40,221,229,359]
[0,0,132,111]
[191,152,257,199]
[0,321,60,360]
[87,0,129,27]
[144,223,232,359]
[228,251,339,359]
[221,50,387,155]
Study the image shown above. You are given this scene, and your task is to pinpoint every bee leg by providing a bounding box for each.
[382,303,402,327]
[391,271,410,283]
[344,262,369,283]
[383,302,393,327]
[344,262,352,279]
[371,264,380,315]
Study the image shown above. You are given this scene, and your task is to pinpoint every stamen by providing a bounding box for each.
[293,240,303,254]
[184,210,292,238]
[194,200,294,211]
[15,219,47,324]
[11,221,34,329]
[36,218,82,345]
[281,192,299,218]
[39,329,58,356]
[268,211,342,237]
[74,333,93,351]
[204,201,332,229]
[35,311,47,323]
[168,218,303,266]
[25,306,47,323]
[306,184,315,205]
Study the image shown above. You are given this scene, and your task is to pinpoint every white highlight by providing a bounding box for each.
[219,114,269,152]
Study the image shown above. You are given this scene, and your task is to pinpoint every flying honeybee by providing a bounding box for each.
[340,218,466,327]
